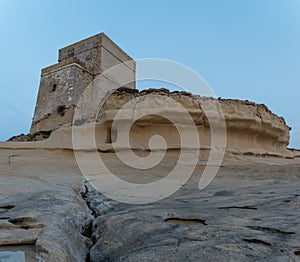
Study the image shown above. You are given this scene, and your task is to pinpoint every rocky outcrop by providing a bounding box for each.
[86,164,300,262]
[0,149,93,261]
[4,89,293,158]
[0,148,299,261]
[97,88,291,157]
[8,131,52,142]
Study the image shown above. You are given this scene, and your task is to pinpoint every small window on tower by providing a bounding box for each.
[57,105,66,116]
[52,84,57,92]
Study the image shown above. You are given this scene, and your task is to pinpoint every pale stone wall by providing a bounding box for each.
[58,33,135,74]
[31,62,93,133]
[31,33,136,133]
[31,105,76,134]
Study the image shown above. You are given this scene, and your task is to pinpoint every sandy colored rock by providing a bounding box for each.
[1,89,295,160]
[0,149,93,261]
[98,89,291,156]
[0,145,299,261]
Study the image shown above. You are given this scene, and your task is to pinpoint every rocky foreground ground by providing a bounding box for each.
[0,147,299,261]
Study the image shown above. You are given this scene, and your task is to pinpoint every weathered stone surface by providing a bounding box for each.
[86,163,300,262]
[4,89,295,160]
[0,144,299,261]
[0,149,93,261]
[99,89,291,156]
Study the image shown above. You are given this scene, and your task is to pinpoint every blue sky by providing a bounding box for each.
[0,0,299,148]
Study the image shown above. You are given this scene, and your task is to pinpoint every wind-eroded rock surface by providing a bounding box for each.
[99,88,291,156]
[0,149,93,261]
[6,89,293,157]
[0,147,299,261]
[87,165,300,262]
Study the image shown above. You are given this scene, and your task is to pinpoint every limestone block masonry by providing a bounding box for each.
[31,33,136,134]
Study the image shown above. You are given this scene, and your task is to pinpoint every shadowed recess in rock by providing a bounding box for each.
[0,205,15,211]
[243,238,272,246]
[219,206,257,210]
[246,226,295,235]
[164,217,207,226]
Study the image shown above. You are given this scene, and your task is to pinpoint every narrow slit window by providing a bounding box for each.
[52,84,57,92]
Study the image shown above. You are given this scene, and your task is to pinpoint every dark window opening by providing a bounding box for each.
[52,84,57,92]
[57,105,66,116]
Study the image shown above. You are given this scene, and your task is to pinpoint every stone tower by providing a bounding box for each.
[31,33,136,133]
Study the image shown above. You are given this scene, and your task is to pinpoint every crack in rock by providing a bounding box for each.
[165,217,207,226]
[243,238,272,246]
[247,226,295,235]
[219,206,257,210]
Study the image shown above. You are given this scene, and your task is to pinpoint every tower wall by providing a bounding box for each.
[30,33,136,133]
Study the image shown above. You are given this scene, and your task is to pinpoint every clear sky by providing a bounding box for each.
[0,0,299,148]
